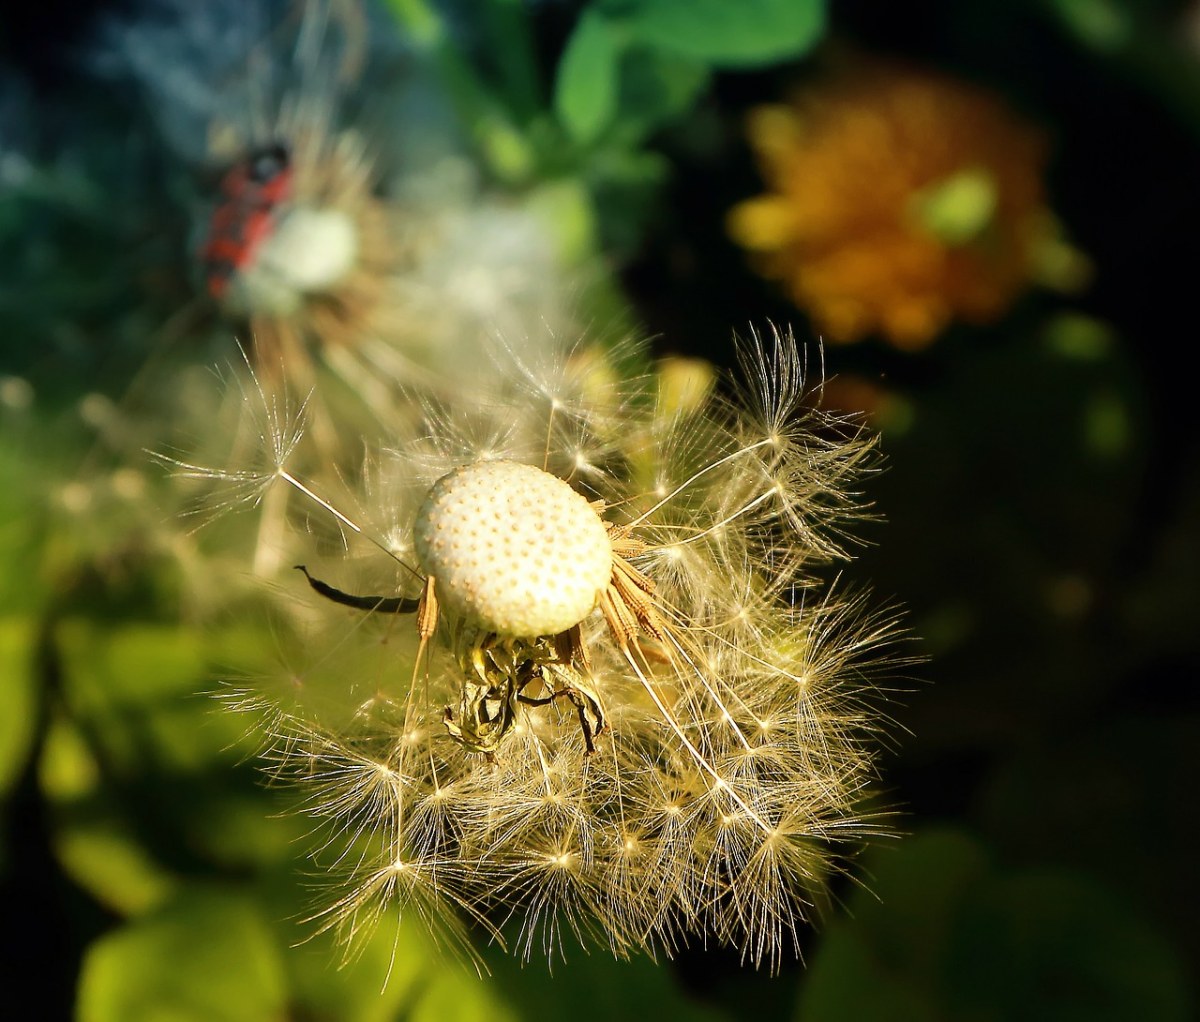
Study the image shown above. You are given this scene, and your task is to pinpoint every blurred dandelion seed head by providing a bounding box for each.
[97,0,582,464]
[197,57,405,375]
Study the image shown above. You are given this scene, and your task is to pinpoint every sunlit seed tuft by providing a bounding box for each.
[203,325,903,971]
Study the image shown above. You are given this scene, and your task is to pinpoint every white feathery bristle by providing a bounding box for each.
[414,460,612,638]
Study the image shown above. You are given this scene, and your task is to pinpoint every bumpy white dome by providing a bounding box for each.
[414,461,612,638]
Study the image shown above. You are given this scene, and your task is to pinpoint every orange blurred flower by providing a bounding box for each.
[729,62,1059,349]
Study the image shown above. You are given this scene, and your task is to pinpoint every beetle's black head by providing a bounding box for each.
[247,142,291,183]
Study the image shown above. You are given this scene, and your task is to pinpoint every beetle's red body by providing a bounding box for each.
[200,142,294,300]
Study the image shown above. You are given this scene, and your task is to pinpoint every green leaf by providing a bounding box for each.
[53,618,253,772]
[53,811,177,915]
[946,872,1192,1022]
[977,718,1197,965]
[478,938,732,1022]
[408,970,522,1022]
[285,920,434,1022]
[798,829,991,1020]
[1050,0,1132,52]
[620,0,826,68]
[39,714,186,915]
[555,10,623,143]
[0,617,36,796]
[77,887,287,1022]
[908,169,998,245]
[797,829,1192,1022]
[56,620,204,704]
[615,50,711,144]
[524,179,597,264]
[0,435,49,614]
[800,929,939,1022]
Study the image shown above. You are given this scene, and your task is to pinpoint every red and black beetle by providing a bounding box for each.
[200,142,294,301]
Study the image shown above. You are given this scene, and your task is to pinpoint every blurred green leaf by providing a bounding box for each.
[283,912,436,1022]
[190,789,305,868]
[524,178,598,264]
[1124,455,1200,656]
[0,433,50,614]
[586,147,671,257]
[1051,0,1132,51]
[860,331,1145,748]
[946,872,1191,1022]
[0,616,36,796]
[615,50,711,145]
[57,620,204,704]
[39,710,98,800]
[617,0,826,67]
[77,887,288,1022]
[40,615,299,909]
[54,618,251,772]
[40,713,178,913]
[799,932,937,1022]
[54,813,177,916]
[1083,390,1131,458]
[1043,313,1116,361]
[385,0,441,47]
[798,829,990,1020]
[977,717,1198,972]
[556,10,623,144]
[797,828,1192,1022]
[409,970,522,1022]
[481,939,733,1022]
[909,169,998,246]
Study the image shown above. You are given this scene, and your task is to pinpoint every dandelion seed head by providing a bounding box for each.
[414,460,612,638]
[217,325,904,969]
[383,531,409,556]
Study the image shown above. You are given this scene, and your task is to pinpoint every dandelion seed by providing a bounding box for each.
[219,325,902,970]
